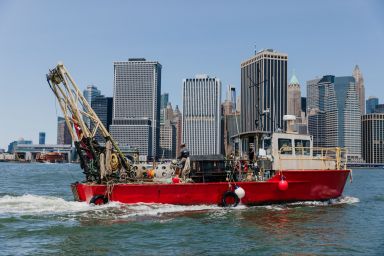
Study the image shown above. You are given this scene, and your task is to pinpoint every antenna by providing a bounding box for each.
[247,64,269,131]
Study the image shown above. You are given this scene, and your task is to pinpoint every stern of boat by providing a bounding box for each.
[70,182,81,202]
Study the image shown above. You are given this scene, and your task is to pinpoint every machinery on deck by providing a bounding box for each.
[47,63,132,183]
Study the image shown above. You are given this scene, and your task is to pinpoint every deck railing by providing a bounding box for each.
[278,146,348,170]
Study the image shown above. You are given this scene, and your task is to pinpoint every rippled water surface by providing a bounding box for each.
[0,163,383,255]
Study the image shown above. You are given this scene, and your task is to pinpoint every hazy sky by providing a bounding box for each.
[0,0,383,149]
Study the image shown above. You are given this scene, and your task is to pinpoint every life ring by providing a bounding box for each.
[90,194,108,205]
[221,191,240,207]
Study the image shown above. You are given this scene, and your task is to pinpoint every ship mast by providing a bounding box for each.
[46,62,131,182]
[246,63,269,154]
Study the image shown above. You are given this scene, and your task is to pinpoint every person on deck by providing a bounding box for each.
[177,143,190,170]
[248,147,255,163]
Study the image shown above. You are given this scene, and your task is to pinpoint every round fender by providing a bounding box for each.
[89,195,108,205]
[110,153,120,171]
[221,191,240,207]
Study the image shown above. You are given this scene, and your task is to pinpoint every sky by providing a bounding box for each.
[0,0,383,149]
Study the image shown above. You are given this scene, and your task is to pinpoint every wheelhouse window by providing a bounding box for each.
[294,139,310,156]
[278,138,292,155]
[262,138,271,150]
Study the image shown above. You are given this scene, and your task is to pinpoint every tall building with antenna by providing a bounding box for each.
[240,49,288,133]
[353,65,365,114]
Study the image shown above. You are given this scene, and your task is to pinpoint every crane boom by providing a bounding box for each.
[46,62,132,183]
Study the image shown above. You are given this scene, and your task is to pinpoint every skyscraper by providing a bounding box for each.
[173,105,183,155]
[307,75,361,160]
[222,86,239,155]
[222,101,232,115]
[91,95,113,143]
[159,102,178,158]
[183,75,221,155]
[83,85,101,104]
[287,72,302,119]
[226,85,236,112]
[240,49,288,133]
[375,104,384,113]
[307,76,338,148]
[39,132,46,145]
[160,93,169,124]
[110,58,161,158]
[301,97,307,113]
[306,78,321,111]
[366,96,379,114]
[287,72,307,134]
[83,85,101,127]
[223,99,241,156]
[160,93,169,109]
[57,117,72,145]
[352,65,365,114]
[362,113,384,163]
[159,120,176,159]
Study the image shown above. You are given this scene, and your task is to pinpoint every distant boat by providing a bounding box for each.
[36,152,65,163]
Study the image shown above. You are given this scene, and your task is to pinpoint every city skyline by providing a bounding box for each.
[0,0,384,149]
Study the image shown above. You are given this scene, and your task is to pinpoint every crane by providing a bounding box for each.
[46,62,132,183]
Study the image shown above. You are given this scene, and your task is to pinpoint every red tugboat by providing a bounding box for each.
[47,63,350,207]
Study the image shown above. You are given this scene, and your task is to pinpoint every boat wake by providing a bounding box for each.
[0,194,359,219]
[0,194,92,215]
[0,194,223,219]
[259,196,360,211]
[289,196,360,206]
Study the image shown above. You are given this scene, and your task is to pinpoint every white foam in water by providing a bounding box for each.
[0,194,226,218]
[288,196,358,209]
[261,205,286,211]
[288,196,360,207]
[0,194,93,215]
[255,196,360,211]
[331,196,360,205]
[1,194,358,218]
[119,203,224,218]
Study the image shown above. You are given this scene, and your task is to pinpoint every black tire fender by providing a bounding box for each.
[89,194,108,205]
[221,191,240,207]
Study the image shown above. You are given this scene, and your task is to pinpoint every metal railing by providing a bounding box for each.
[278,146,348,170]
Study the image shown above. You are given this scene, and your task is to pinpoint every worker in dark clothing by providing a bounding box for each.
[177,143,190,171]
[248,147,255,162]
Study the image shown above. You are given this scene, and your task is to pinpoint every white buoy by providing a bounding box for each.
[235,186,245,199]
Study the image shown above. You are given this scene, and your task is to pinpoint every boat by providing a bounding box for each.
[36,152,65,163]
[47,63,351,207]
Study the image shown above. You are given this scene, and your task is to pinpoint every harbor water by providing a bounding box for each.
[0,163,383,255]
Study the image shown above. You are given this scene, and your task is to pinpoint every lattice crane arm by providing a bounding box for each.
[46,62,131,183]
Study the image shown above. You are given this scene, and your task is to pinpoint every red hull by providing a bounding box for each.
[71,170,350,206]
